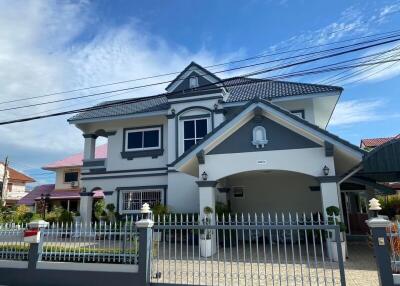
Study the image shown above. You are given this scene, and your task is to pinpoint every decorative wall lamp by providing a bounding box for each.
[201,171,208,181]
[323,165,330,176]
[369,198,382,217]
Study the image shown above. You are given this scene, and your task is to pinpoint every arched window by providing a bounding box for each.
[252,126,268,148]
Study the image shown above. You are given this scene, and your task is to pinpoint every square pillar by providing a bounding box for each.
[320,179,340,217]
[196,181,217,218]
[79,191,93,224]
[83,134,97,160]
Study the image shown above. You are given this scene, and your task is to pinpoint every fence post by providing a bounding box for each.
[367,216,394,286]
[136,204,154,286]
[26,220,48,270]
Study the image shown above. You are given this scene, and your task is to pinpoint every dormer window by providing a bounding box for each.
[189,76,199,88]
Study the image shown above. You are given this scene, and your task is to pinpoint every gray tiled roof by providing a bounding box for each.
[68,95,169,122]
[223,77,342,103]
[69,76,342,122]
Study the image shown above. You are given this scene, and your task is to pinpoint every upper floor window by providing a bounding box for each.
[183,118,207,151]
[64,171,79,183]
[189,76,199,88]
[125,127,161,151]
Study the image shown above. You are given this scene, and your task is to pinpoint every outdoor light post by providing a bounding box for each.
[40,193,51,220]
[366,198,394,286]
[369,198,382,217]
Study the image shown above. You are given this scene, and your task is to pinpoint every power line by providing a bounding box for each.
[1,33,400,113]
[2,28,400,106]
[1,56,400,127]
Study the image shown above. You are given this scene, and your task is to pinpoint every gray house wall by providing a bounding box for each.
[209,116,321,155]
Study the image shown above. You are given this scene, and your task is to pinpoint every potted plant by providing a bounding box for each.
[325,206,346,262]
[152,204,169,241]
[200,206,216,257]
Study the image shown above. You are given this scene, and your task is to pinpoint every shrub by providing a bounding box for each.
[380,195,400,219]
[13,205,31,224]
[59,210,74,223]
[94,199,106,221]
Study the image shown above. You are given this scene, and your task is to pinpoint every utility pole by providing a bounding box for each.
[0,156,9,206]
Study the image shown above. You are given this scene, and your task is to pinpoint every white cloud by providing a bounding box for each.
[329,99,383,126]
[0,1,242,172]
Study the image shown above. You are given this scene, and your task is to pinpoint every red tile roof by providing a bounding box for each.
[360,134,400,148]
[0,164,35,183]
[43,144,107,170]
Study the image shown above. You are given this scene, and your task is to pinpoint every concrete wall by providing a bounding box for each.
[54,167,81,189]
[227,171,322,214]
[274,98,315,124]
[167,172,199,213]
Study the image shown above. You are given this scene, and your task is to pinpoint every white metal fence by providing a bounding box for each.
[40,220,139,264]
[0,223,29,261]
[151,213,346,286]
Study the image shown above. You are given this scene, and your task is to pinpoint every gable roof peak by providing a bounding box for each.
[165,61,221,92]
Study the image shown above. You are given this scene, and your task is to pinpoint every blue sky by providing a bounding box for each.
[0,0,399,185]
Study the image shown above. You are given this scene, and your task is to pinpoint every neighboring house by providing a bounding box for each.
[0,163,35,206]
[18,145,106,212]
[67,62,394,228]
[360,134,400,150]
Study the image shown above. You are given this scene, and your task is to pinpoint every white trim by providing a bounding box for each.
[174,101,363,170]
[0,260,28,269]
[37,261,138,273]
[124,127,161,152]
[166,67,220,93]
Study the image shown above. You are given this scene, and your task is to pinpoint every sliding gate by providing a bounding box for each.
[150,213,346,285]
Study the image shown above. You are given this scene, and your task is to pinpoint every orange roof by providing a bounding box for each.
[360,134,400,148]
[1,163,35,183]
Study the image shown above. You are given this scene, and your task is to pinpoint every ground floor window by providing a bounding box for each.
[122,189,162,212]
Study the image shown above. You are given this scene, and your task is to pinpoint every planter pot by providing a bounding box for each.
[393,273,400,284]
[327,239,346,262]
[153,231,162,242]
[200,238,216,257]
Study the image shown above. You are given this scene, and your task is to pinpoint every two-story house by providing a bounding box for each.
[68,62,394,224]
[0,162,35,206]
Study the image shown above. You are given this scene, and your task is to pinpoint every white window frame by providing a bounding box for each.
[183,118,208,152]
[120,189,163,214]
[124,127,161,152]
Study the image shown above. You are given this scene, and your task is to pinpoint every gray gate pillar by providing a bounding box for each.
[136,203,154,286]
[367,198,394,286]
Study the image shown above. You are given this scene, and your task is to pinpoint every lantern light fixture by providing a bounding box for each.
[201,171,208,181]
[323,165,330,176]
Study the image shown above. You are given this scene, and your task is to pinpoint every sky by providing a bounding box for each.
[0,0,399,186]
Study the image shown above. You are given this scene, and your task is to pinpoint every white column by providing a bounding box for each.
[83,135,97,160]
[320,181,340,217]
[198,184,216,219]
[79,194,93,224]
